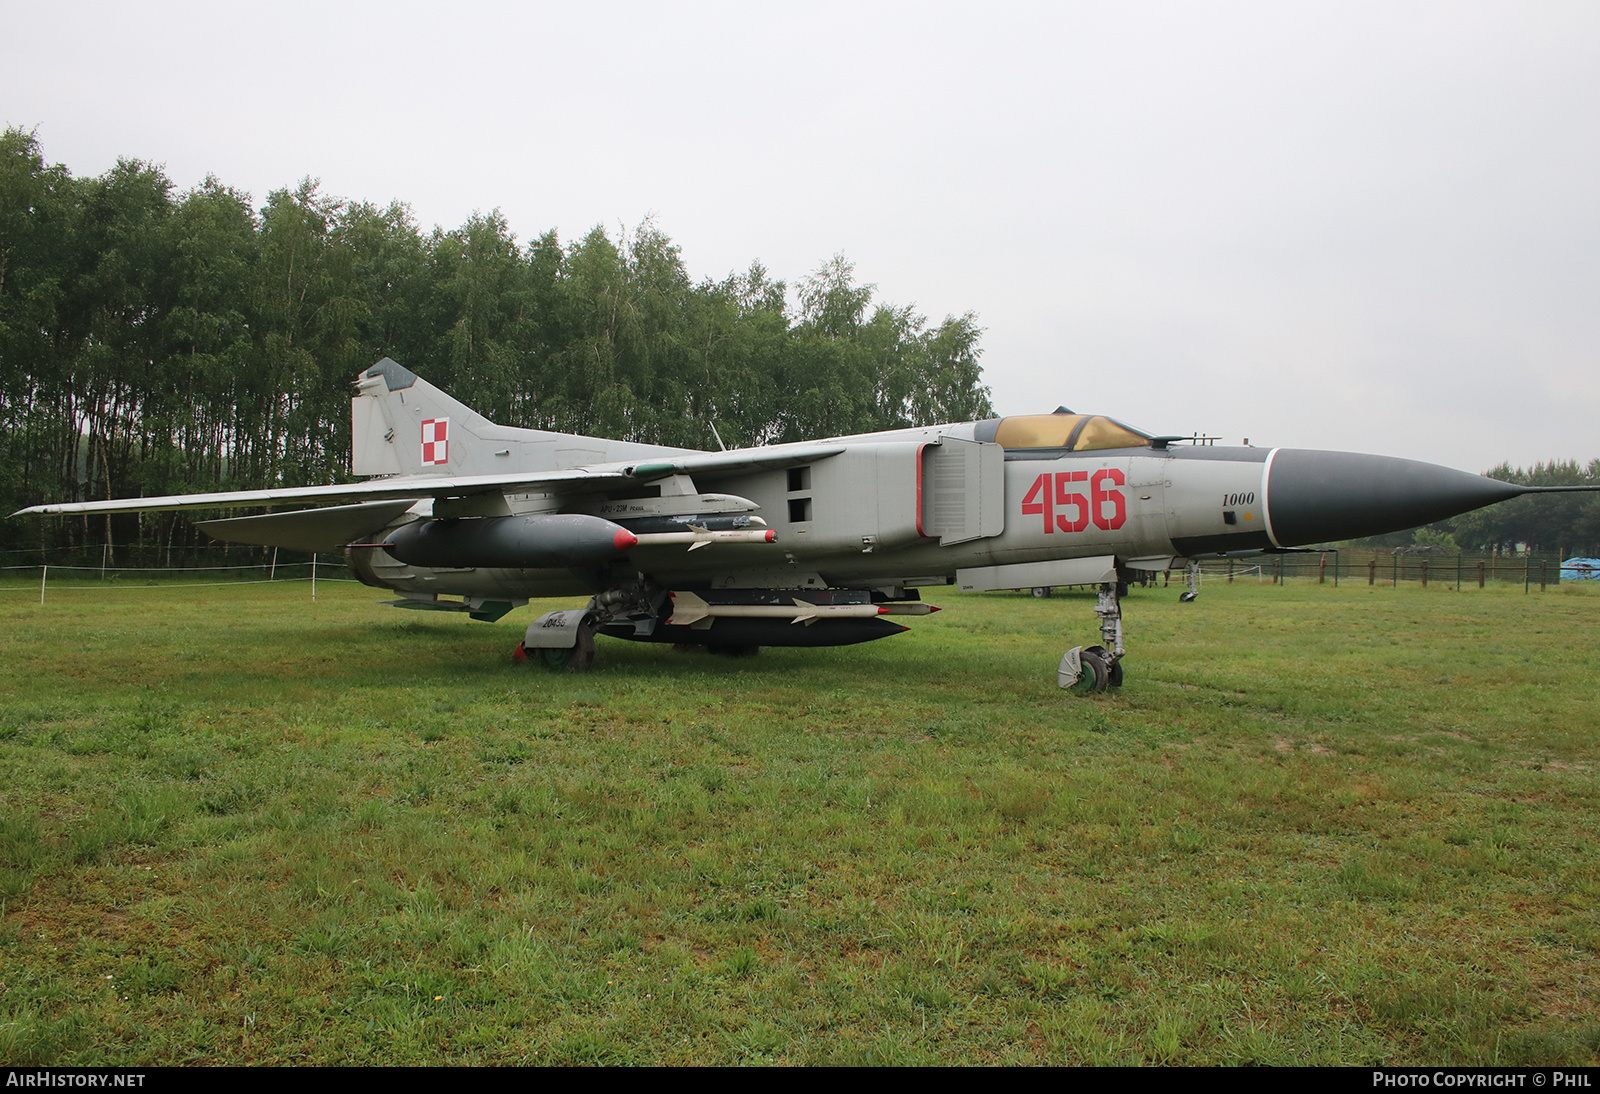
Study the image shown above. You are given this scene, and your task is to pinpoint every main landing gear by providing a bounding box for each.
[512,614,597,671]
[1058,580,1127,694]
[512,604,607,672]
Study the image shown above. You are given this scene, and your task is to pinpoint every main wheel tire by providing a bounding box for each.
[567,616,598,672]
[538,615,599,671]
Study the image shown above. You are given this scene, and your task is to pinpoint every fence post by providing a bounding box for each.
[1228,559,1234,584]
[1275,558,1282,585]
[40,565,46,605]
[1541,561,1547,592]
[1334,549,1340,588]
[1392,555,1398,587]
[1456,554,1462,591]
[1421,560,1428,587]
[1525,555,1530,594]
[312,553,317,601]
[270,547,278,581]
[1319,552,1326,584]
[1478,560,1485,588]
[1368,559,1376,586]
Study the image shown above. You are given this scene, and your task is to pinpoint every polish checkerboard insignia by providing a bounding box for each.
[421,418,449,465]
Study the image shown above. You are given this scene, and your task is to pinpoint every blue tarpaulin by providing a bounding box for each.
[1560,557,1600,580]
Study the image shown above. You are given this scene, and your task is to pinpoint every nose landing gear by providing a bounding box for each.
[1058,580,1127,694]
[1179,560,1201,603]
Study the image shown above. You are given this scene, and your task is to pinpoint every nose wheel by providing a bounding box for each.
[1063,646,1108,692]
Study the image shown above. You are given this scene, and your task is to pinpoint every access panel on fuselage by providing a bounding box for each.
[919,438,1006,545]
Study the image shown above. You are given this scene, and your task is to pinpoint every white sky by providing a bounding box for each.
[4,0,1597,471]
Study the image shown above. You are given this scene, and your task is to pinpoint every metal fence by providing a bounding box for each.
[1195,549,1569,590]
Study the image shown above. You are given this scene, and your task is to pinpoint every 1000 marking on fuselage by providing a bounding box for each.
[1021,469,1127,533]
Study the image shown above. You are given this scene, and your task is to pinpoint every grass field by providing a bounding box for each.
[1,575,1597,1065]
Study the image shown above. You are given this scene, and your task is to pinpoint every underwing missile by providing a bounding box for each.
[878,602,941,616]
[633,529,778,551]
[667,590,885,625]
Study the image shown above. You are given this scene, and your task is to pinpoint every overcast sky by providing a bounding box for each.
[4,0,1596,471]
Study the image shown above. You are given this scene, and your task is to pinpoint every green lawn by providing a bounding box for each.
[1,575,1597,1064]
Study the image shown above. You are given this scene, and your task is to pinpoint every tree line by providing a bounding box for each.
[0,128,993,558]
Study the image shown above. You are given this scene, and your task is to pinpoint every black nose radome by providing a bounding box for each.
[1266,450,1523,548]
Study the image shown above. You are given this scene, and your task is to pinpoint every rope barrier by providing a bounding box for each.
[0,562,312,572]
[0,558,361,601]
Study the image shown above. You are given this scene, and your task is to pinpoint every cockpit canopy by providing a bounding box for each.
[989,413,1151,452]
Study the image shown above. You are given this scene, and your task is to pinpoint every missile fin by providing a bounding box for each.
[667,590,711,626]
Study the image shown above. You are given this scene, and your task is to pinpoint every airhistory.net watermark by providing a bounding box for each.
[4,1074,145,1088]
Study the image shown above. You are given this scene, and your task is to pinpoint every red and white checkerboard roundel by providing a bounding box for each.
[421,418,449,465]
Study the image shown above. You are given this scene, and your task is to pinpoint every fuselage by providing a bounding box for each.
[348,412,1513,602]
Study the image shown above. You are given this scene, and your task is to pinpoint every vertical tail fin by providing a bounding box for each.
[350,358,691,478]
[352,358,496,476]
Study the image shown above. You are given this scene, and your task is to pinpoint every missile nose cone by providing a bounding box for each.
[614,528,638,552]
[1266,450,1523,547]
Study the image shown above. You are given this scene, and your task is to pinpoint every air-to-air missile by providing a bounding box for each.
[14,357,1594,692]
[667,590,893,625]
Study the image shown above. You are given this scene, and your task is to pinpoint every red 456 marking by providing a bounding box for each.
[1021,469,1127,533]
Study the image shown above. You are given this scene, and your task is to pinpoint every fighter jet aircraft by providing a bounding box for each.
[14,358,1590,693]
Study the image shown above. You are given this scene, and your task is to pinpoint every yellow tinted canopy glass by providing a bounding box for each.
[994,414,1149,451]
